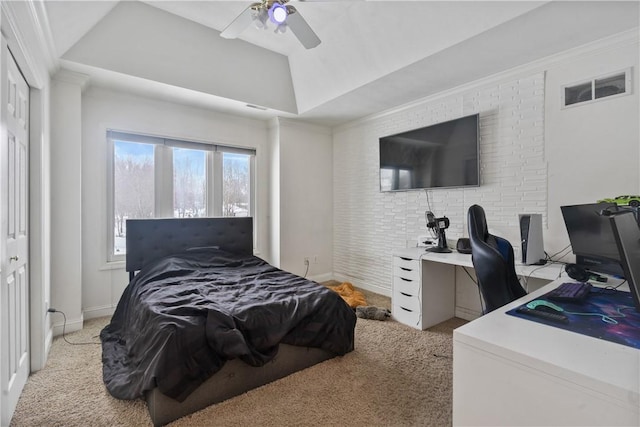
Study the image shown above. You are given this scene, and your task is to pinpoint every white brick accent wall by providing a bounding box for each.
[333,72,546,295]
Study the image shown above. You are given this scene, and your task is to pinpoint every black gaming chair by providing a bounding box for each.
[467,204,527,313]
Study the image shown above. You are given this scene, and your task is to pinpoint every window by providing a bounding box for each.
[113,140,154,256]
[173,148,206,218]
[107,131,256,261]
[562,68,632,108]
[222,152,251,217]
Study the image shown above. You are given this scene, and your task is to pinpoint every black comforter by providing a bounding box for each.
[100,248,356,402]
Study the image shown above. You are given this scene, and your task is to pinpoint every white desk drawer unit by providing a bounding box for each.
[392,249,457,330]
[392,255,422,328]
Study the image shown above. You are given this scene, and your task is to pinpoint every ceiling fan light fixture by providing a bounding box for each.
[268,3,288,25]
[221,0,320,49]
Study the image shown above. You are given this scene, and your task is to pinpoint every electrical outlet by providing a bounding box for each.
[304,257,310,266]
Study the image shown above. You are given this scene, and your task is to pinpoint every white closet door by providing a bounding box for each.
[0,42,30,426]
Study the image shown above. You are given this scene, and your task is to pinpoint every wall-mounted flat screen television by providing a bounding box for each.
[379,113,479,191]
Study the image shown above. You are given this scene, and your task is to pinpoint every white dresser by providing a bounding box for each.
[391,248,456,330]
[391,254,423,328]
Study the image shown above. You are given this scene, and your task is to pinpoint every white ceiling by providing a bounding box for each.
[42,1,640,126]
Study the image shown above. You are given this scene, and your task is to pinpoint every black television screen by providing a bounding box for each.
[561,202,623,276]
[379,114,479,191]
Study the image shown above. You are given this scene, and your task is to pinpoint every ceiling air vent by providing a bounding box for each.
[562,68,632,108]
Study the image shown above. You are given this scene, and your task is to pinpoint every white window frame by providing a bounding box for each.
[561,67,632,109]
[107,130,256,262]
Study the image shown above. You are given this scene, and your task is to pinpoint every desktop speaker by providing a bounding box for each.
[519,214,545,265]
[566,264,590,282]
[565,263,607,283]
[456,238,472,254]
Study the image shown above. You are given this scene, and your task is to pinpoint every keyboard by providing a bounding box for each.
[547,282,592,302]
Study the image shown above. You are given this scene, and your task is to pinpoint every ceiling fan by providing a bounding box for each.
[220,0,321,49]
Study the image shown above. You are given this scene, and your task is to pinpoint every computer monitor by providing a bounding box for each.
[609,212,640,312]
[561,203,623,277]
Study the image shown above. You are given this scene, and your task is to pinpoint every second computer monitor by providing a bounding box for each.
[561,203,623,277]
[609,212,640,312]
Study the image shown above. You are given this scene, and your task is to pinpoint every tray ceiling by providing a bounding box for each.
[42,1,640,126]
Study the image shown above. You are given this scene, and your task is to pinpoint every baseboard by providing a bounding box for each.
[332,273,392,297]
[455,306,481,322]
[307,272,333,283]
[44,326,53,359]
[83,304,115,320]
[52,312,84,337]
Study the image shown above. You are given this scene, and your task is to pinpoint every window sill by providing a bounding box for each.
[100,261,125,271]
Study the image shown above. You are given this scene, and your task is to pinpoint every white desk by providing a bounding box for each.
[391,247,564,330]
[394,247,564,280]
[452,278,640,426]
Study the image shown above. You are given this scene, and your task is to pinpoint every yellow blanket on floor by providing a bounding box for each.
[328,282,367,308]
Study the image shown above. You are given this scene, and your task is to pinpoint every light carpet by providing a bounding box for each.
[11,289,466,426]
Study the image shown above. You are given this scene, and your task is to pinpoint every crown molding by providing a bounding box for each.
[28,0,59,74]
[1,0,59,88]
[53,68,90,89]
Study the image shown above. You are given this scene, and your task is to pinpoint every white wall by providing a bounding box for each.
[80,87,272,318]
[332,31,639,314]
[545,33,640,253]
[276,118,333,280]
[267,119,280,268]
[50,70,87,333]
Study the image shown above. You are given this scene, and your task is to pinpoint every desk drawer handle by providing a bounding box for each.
[400,277,413,282]
[400,267,412,272]
[400,292,412,297]
[399,306,413,312]
[400,257,412,261]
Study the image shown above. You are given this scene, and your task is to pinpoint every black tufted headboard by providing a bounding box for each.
[125,217,253,279]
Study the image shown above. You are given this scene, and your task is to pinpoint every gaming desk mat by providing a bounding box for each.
[506,288,640,350]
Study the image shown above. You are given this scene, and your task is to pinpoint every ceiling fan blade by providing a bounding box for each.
[220,6,254,39]
[286,10,321,49]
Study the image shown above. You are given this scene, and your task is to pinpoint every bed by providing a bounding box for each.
[100,217,356,426]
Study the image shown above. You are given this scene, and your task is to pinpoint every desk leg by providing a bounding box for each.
[420,260,456,329]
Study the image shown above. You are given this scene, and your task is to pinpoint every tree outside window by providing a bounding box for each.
[113,141,154,254]
[174,148,205,218]
[222,152,250,217]
[109,131,255,260]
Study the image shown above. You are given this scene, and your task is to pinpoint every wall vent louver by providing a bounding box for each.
[562,68,632,108]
